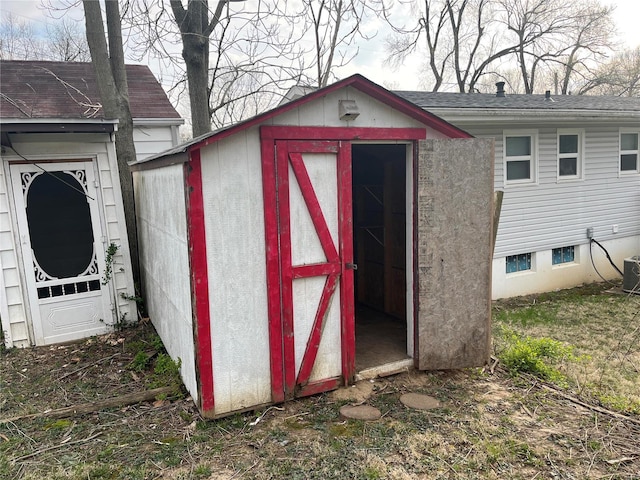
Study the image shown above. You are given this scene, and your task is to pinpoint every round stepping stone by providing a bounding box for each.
[339,404,382,421]
[400,393,441,410]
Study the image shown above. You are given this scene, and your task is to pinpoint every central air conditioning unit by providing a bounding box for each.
[622,256,640,293]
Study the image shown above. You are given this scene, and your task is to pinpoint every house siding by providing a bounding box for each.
[99,143,136,323]
[0,161,30,347]
[463,123,640,298]
[133,164,197,400]
[0,128,173,347]
[133,126,179,161]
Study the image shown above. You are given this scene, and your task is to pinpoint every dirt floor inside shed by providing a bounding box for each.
[1,297,640,479]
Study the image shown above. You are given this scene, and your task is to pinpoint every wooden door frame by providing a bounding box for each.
[260,126,426,403]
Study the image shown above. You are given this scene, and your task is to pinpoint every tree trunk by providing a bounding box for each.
[171,0,213,137]
[83,0,140,290]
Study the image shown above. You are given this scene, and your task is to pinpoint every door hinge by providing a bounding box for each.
[346,263,358,270]
[101,236,107,244]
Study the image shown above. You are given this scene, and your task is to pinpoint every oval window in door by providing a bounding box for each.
[26,171,95,279]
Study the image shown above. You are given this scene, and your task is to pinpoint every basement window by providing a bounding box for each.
[552,246,575,265]
[506,252,532,273]
[620,130,639,173]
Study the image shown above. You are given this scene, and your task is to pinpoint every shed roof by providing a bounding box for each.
[0,60,181,121]
[131,74,470,168]
[396,90,640,112]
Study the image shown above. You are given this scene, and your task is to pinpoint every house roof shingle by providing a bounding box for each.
[0,60,180,121]
[395,90,640,112]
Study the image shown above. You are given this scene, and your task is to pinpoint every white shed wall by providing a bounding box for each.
[0,133,136,346]
[133,164,197,400]
[273,86,452,139]
[462,123,640,299]
[200,128,272,415]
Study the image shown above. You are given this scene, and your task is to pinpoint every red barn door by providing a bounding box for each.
[262,138,355,402]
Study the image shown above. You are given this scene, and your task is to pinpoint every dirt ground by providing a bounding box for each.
[1,312,640,479]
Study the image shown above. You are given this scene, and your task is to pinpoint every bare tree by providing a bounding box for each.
[0,13,88,61]
[124,0,308,135]
[47,18,91,62]
[555,1,615,95]
[503,0,614,94]
[581,47,640,96]
[385,0,456,91]
[169,0,224,137]
[297,0,386,88]
[385,0,616,94]
[385,0,520,92]
[82,0,139,285]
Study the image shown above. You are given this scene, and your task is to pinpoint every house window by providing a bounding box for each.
[506,252,532,273]
[558,130,583,180]
[552,246,575,265]
[504,130,537,184]
[620,130,639,173]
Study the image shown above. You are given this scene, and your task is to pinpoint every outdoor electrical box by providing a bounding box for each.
[622,256,640,293]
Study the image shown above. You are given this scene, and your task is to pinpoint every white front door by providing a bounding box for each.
[10,161,112,345]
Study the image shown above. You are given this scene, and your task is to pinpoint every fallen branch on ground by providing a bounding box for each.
[541,385,640,427]
[491,360,640,426]
[13,431,103,462]
[0,386,176,424]
[59,352,121,380]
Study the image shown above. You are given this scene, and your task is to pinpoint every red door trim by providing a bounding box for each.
[260,138,286,403]
[276,142,297,397]
[337,143,355,382]
[297,377,342,398]
[293,263,341,278]
[185,149,214,413]
[261,126,426,141]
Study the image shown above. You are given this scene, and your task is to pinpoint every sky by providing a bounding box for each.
[1,0,640,92]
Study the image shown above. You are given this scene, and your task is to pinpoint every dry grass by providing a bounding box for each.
[494,283,640,413]
[1,283,639,479]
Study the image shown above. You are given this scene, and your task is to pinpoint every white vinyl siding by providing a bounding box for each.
[461,125,640,259]
[620,129,639,174]
[504,130,538,185]
[132,126,179,162]
[557,129,584,181]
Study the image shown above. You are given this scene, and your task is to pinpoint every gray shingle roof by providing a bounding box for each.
[395,91,640,112]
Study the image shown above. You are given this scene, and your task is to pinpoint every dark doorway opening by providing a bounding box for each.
[352,144,409,371]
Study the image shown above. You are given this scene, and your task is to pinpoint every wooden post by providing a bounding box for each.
[493,190,504,254]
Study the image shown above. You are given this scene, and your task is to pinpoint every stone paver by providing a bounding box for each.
[400,393,441,410]
[339,404,382,421]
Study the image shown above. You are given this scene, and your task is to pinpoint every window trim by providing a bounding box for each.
[620,128,640,175]
[503,129,538,185]
[557,129,584,181]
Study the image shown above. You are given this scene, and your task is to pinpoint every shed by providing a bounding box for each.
[131,74,495,418]
[0,60,182,348]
